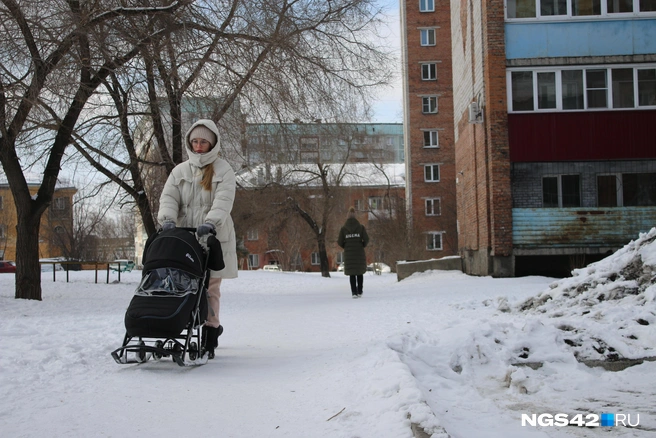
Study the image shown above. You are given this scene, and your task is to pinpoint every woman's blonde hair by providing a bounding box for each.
[348,206,356,218]
[201,165,214,191]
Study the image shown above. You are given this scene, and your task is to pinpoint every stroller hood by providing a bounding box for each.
[143,228,206,277]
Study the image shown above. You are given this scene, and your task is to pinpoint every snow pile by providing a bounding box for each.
[516,228,656,362]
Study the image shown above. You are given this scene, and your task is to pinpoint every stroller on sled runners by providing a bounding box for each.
[111,227,224,367]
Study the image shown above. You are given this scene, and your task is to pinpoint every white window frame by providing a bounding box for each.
[353,199,364,211]
[248,254,259,269]
[247,229,259,241]
[335,252,344,264]
[421,96,438,114]
[421,63,437,81]
[419,28,436,46]
[422,130,439,148]
[369,196,383,210]
[420,0,435,12]
[424,164,441,182]
[542,174,581,208]
[311,252,320,265]
[425,198,442,216]
[505,0,656,21]
[507,64,656,113]
[426,232,444,251]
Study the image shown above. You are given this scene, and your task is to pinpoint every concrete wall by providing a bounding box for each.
[396,256,463,281]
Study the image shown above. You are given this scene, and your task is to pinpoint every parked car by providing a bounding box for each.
[367,262,391,274]
[336,263,344,272]
[0,261,16,273]
[111,260,135,273]
[262,264,282,272]
[39,258,64,272]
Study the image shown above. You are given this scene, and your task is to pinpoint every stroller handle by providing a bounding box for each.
[175,227,217,236]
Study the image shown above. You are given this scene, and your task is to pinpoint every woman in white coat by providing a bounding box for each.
[157,119,238,359]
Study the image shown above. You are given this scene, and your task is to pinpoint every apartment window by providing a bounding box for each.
[425,198,441,216]
[422,96,438,114]
[311,252,320,265]
[420,29,436,46]
[52,197,67,210]
[0,195,3,210]
[353,199,364,211]
[598,173,656,206]
[248,254,259,269]
[638,68,656,106]
[537,72,557,109]
[335,252,344,264]
[542,0,568,15]
[421,63,436,81]
[507,0,656,18]
[420,0,435,12]
[511,71,534,111]
[509,65,656,112]
[423,130,439,148]
[0,224,6,239]
[369,196,383,210]
[247,229,259,241]
[586,69,608,108]
[424,164,440,182]
[426,232,443,251]
[543,175,581,207]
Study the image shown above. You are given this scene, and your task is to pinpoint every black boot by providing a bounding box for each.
[203,325,223,359]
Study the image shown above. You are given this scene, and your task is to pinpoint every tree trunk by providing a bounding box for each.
[14,212,43,300]
[317,232,331,278]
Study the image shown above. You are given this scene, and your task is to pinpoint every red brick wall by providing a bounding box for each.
[403,0,458,256]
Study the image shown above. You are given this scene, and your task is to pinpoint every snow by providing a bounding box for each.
[1,230,656,437]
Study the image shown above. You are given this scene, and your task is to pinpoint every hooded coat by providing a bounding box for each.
[337,217,369,276]
[157,119,238,279]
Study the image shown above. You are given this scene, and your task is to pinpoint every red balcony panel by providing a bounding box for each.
[508,110,656,162]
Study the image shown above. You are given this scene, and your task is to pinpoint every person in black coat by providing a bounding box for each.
[337,207,370,298]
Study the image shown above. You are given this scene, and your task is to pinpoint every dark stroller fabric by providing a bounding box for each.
[125,228,208,338]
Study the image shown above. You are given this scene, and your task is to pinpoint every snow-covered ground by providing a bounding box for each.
[1,230,655,437]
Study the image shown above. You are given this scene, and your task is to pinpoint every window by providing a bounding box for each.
[311,252,320,265]
[425,198,441,216]
[424,164,440,182]
[543,175,581,207]
[369,196,383,210]
[423,130,439,148]
[248,254,259,269]
[421,63,436,80]
[420,0,435,12]
[537,72,557,109]
[420,29,436,46]
[507,0,537,17]
[0,195,3,210]
[509,65,656,112]
[0,224,6,239]
[586,69,608,108]
[422,96,438,114]
[247,229,258,241]
[426,232,443,251]
[598,173,656,206]
[511,71,534,111]
[353,199,364,211]
[53,197,67,210]
[638,69,656,106]
[572,0,601,16]
[335,252,344,264]
[507,0,656,18]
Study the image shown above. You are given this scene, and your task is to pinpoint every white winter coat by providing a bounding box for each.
[157,120,238,279]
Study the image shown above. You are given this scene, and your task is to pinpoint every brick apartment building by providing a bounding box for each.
[0,181,77,261]
[449,0,656,276]
[400,0,458,258]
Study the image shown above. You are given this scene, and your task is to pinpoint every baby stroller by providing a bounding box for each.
[111,227,223,367]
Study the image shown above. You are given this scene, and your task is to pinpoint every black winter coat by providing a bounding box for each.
[337,217,369,275]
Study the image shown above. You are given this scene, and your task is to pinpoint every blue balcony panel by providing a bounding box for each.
[506,19,656,60]
[512,207,656,248]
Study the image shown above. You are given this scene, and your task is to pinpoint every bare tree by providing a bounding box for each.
[66,0,393,241]
[0,0,191,300]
